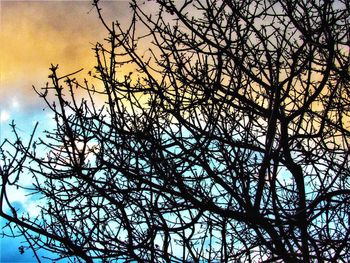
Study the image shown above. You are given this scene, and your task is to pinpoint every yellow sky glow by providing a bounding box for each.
[0,0,129,110]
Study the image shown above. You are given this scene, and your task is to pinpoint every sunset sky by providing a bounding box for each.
[0,1,130,261]
[1,0,349,262]
[0,0,130,118]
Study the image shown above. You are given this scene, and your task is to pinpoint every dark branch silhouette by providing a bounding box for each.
[1,0,350,262]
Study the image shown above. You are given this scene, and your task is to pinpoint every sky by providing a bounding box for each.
[0,0,130,261]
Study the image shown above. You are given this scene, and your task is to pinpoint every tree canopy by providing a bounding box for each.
[1,0,350,262]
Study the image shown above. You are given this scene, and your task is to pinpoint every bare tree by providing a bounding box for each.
[1,0,350,262]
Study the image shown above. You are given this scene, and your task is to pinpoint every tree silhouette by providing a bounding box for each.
[1,0,350,262]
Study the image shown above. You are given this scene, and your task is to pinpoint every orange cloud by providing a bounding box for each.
[0,1,130,109]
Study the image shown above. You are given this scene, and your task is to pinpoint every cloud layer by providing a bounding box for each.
[0,1,130,111]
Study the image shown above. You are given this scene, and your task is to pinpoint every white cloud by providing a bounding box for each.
[2,186,29,213]
[4,185,46,218]
[7,186,28,204]
[24,199,46,217]
[11,97,20,109]
[0,110,10,123]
